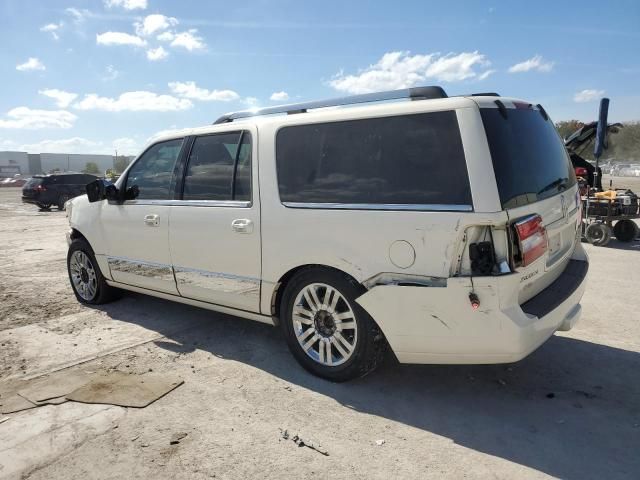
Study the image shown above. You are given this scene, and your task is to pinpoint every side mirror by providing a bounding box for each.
[86,179,119,203]
[125,185,139,200]
[86,179,105,202]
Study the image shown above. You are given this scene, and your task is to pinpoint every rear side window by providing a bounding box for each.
[182,131,251,201]
[25,178,43,188]
[481,107,576,209]
[126,138,183,200]
[276,111,471,207]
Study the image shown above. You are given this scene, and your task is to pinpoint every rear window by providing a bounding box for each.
[481,107,576,209]
[276,111,471,207]
[24,177,43,187]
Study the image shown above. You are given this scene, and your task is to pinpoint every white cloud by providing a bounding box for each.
[244,97,259,109]
[329,51,492,94]
[168,81,239,101]
[170,30,206,51]
[112,137,141,155]
[573,89,606,103]
[65,8,92,23]
[425,52,491,82]
[147,46,169,61]
[508,55,554,73]
[40,23,61,40]
[478,69,495,80]
[74,91,193,112]
[104,65,120,81]
[157,31,174,42]
[96,31,146,47]
[38,89,78,108]
[9,136,141,155]
[16,57,46,72]
[104,0,147,10]
[0,107,77,129]
[270,91,289,101]
[135,14,178,36]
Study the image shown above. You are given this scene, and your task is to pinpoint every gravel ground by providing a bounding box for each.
[0,185,639,480]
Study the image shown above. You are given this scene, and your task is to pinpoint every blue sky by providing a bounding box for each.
[0,0,638,155]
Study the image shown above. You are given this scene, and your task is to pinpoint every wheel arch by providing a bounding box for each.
[269,264,364,320]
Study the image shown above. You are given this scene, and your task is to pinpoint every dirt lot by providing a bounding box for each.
[0,184,639,480]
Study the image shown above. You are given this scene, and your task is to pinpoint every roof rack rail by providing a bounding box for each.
[213,86,448,124]
[468,92,500,97]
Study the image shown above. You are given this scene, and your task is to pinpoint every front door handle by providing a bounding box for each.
[231,218,253,234]
[144,214,160,227]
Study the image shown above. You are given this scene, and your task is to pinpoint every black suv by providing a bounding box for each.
[22,173,99,210]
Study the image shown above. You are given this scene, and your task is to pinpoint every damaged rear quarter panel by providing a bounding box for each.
[356,277,504,361]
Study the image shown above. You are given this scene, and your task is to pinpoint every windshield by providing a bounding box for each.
[481,107,576,209]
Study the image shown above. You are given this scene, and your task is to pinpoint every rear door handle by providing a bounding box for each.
[231,218,253,234]
[144,214,160,227]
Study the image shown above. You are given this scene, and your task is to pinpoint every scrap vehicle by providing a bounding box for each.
[65,87,589,381]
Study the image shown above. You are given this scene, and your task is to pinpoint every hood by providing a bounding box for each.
[564,121,623,152]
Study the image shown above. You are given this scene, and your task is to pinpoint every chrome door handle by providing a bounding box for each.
[231,218,253,234]
[144,214,160,227]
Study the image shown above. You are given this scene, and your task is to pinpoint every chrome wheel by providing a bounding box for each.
[292,283,357,367]
[69,250,98,301]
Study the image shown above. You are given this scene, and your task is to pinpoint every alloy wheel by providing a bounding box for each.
[292,282,358,366]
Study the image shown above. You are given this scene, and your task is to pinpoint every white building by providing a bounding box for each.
[39,153,114,174]
[0,151,134,176]
[0,151,29,176]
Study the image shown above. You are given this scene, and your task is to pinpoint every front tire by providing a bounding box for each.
[58,194,71,211]
[67,238,120,305]
[280,268,387,382]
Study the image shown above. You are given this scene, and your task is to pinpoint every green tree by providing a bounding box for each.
[83,162,100,174]
[114,156,131,173]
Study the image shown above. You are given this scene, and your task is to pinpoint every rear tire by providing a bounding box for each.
[613,219,639,242]
[37,203,51,210]
[280,268,387,382]
[585,222,611,246]
[67,238,121,305]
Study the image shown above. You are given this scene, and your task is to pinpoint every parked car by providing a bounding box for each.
[619,164,640,177]
[611,164,631,176]
[66,87,589,381]
[0,174,28,188]
[22,173,99,210]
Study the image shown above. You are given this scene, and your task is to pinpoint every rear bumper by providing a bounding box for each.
[356,243,588,364]
[21,196,40,205]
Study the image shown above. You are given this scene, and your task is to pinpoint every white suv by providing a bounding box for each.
[66,86,588,381]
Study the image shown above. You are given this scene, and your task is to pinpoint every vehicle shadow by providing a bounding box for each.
[604,237,640,251]
[93,293,640,480]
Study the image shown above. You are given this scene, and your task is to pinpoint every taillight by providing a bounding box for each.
[36,185,46,192]
[513,214,547,268]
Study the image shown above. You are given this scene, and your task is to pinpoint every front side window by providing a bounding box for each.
[182,131,252,201]
[276,111,471,206]
[126,138,183,200]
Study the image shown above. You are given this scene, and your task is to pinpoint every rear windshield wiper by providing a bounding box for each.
[537,177,568,195]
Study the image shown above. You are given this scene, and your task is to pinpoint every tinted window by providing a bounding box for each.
[481,108,576,209]
[276,111,471,206]
[126,138,183,200]
[24,178,43,188]
[182,132,251,201]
